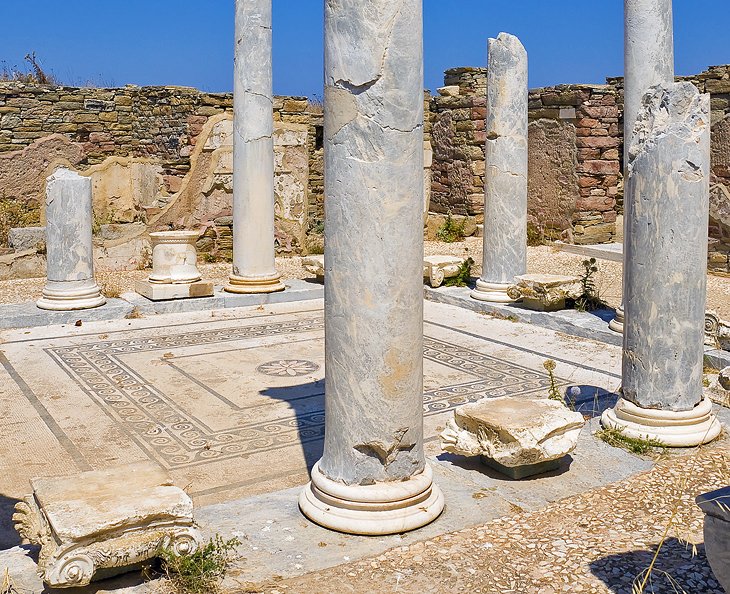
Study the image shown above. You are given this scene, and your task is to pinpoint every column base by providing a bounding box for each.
[37,283,106,311]
[224,272,285,294]
[299,462,444,536]
[608,306,624,333]
[470,279,516,304]
[601,397,722,447]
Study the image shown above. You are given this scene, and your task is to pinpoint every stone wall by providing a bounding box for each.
[432,65,730,251]
[1,64,729,270]
[431,68,620,245]
[0,82,322,255]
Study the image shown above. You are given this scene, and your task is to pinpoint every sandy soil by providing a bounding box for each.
[1,239,729,318]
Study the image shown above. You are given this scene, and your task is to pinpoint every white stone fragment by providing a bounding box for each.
[13,462,201,588]
[507,273,583,311]
[148,230,202,284]
[440,397,585,467]
[302,254,324,281]
[437,85,460,97]
[423,255,465,288]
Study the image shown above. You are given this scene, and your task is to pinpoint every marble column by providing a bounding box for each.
[471,33,528,303]
[299,0,444,535]
[224,0,284,294]
[601,83,721,447]
[37,169,106,311]
[610,0,675,332]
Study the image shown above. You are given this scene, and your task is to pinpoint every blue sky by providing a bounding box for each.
[1,1,727,96]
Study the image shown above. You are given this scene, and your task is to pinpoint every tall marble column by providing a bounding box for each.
[471,33,528,303]
[224,0,284,294]
[37,169,106,311]
[610,0,674,332]
[601,83,721,447]
[299,0,444,535]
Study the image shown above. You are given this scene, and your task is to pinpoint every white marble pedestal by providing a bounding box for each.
[136,231,213,301]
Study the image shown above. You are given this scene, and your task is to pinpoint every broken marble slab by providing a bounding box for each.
[440,397,585,479]
[302,254,325,282]
[696,486,730,592]
[13,462,201,588]
[424,255,465,288]
[507,273,583,312]
[303,255,467,289]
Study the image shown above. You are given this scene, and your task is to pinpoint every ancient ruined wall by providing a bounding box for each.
[431,69,620,244]
[0,82,321,254]
[685,67,730,273]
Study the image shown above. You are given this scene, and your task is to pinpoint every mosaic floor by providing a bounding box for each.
[0,300,621,511]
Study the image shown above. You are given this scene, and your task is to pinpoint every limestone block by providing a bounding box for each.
[12,462,201,588]
[8,226,45,252]
[507,273,583,311]
[136,280,214,301]
[696,487,730,592]
[302,254,324,281]
[424,255,465,288]
[438,86,460,97]
[440,397,584,477]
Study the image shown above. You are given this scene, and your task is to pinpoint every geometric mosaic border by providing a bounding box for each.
[47,315,564,469]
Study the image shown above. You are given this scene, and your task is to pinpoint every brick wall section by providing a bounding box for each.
[431,69,620,244]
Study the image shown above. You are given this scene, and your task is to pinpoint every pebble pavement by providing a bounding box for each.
[244,442,729,594]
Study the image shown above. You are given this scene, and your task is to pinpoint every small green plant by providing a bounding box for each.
[436,211,466,243]
[543,359,564,404]
[574,257,607,312]
[444,257,474,287]
[160,535,241,594]
[596,427,666,455]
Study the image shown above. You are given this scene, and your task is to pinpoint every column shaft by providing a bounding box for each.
[602,83,720,446]
[37,169,105,311]
[225,0,283,294]
[611,0,674,332]
[471,33,528,304]
[299,0,443,535]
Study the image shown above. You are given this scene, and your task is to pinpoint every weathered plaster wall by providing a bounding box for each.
[0,83,319,261]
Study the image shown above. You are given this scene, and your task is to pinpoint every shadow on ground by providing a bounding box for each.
[260,380,325,471]
[0,493,23,549]
[436,451,575,481]
[589,538,725,594]
[566,385,620,419]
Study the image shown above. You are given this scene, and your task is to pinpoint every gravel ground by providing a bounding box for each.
[242,441,730,594]
[1,240,729,319]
